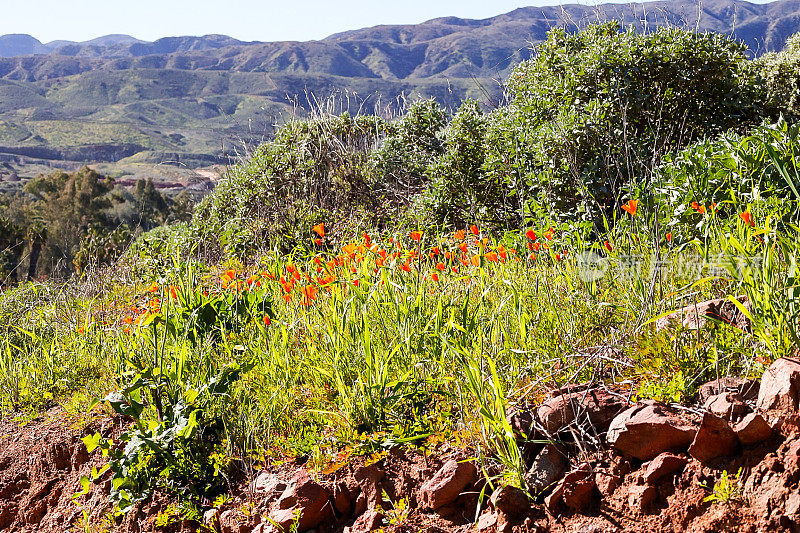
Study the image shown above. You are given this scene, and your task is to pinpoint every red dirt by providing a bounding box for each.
[2,408,799,532]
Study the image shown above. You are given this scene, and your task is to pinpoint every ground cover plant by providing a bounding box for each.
[3,22,800,530]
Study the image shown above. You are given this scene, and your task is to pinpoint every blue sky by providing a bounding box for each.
[0,0,668,43]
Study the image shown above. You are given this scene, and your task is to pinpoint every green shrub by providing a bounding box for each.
[428,23,768,229]
[652,118,800,241]
[193,112,388,257]
[372,99,448,194]
[758,32,800,119]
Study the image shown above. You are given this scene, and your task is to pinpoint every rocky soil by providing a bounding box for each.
[3,353,800,532]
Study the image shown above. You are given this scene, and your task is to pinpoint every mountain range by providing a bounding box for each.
[1,0,800,184]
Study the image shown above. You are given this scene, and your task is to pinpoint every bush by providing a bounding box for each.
[652,118,800,240]
[428,23,768,229]
[758,32,800,120]
[193,112,389,257]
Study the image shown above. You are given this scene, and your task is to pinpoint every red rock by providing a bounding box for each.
[475,509,498,531]
[733,413,773,445]
[344,509,383,533]
[643,453,688,485]
[419,459,477,510]
[627,484,657,513]
[544,464,595,514]
[655,296,750,332]
[607,401,697,460]
[698,377,759,403]
[757,357,800,413]
[525,444,568,495]
[332,482,351,515]
[264,469,333,532]
[594,470,621,497]
[536,386,628,434]
[203,508,221,532]
[253,471,288,502]
[688,412,738,463]
[704,392,749,421]
[507,406,536,440]
[490,485,530,519]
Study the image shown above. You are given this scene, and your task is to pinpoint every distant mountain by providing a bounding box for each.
[0,34,50,57]
[0,0,799,176]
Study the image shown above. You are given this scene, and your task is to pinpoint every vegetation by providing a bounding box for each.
[3,22,800,526]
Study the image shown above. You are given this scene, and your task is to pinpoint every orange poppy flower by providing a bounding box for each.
[604,241,612,252]
[544,228,554,241]
[485,251,499,262]
[301,285,318,300]
[740,211,754,227]
[470,225,479,236]
[123,316,133,325]
[666,232,673,242]
[263,316,271,326]
[146,282,159,293]
[525,229,536,241]
[410,230,423,242]
[315,238,322,246]
[459,243,468,253]
[436,262,446,271]
[621,200,638,216]
[691,201,706,215]
[432,246,440,256]
[169,285,178,299]
[431,273,440,282]
[312,223,325,238]
[400,262,412,272]
[471,255,481,266]
[454,229,465,240]
[352,279,360,287]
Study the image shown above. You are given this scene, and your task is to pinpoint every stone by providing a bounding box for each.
[688,412,739,463]
[332,482,351,515]
[757,357,800,413]
[698,377,759,404]
[607,401,697,461]
[419,459,477,510]
[594,470,621,497]
[344,510,382,533]
[733,413,773,445]
[536,386,628,434]
[524,444,568,495]
[475,510,498,531]
[507,407,536,440]
[253,471,289,503]
[490,485,530,519]
[203,508,221,532]
[264,469,333,533]
[655,296,750,332]
[704,392,750,421]
[627,484,657,514]
[544,464,595,514]
[643,453,688,485]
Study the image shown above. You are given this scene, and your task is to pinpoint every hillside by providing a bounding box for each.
[1,0,800,184]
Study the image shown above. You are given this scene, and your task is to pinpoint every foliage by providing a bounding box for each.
[85,362,247,512]
[758,32,800,119]
[428,23,768,228]
[193,112,389,256]
[701,468,744,504]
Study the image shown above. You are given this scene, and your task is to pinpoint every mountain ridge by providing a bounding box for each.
[1,0,799,180]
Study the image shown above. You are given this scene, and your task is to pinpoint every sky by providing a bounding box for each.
[0,0,668,43]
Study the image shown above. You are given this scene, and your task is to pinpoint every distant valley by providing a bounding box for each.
[1,0,800,189]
